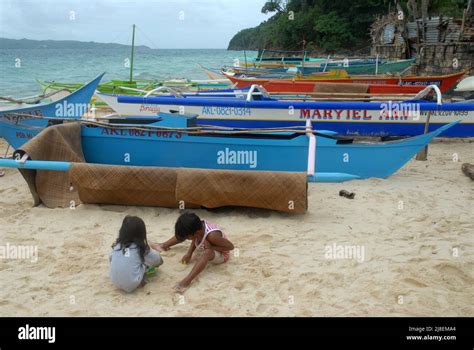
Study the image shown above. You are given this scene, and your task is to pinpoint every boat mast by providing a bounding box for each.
[129,24,136,83]
[301,39,306,69]
[244,50,248,74]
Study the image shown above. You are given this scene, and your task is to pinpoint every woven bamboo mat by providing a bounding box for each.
[16,123,308,214]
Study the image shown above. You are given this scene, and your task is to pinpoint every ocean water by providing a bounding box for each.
[0,48,256,97]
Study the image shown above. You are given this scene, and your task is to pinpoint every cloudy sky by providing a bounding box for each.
[0,0,272,48]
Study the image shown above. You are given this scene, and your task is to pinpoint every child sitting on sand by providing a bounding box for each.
[109,216,163,293]
[151,212,234,293]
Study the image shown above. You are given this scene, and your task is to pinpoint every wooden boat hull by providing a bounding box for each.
[225,73,462,94]
[297,71,466,93]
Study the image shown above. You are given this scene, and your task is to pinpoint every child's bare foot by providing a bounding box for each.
[173,282,189,294]
[139,278,147,288]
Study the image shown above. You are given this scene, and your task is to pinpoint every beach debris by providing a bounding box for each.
[339,190,356,199]
[0,170,4,177]
[461,163,474,180]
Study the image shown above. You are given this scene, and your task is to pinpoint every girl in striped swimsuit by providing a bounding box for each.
[152,212,234,293]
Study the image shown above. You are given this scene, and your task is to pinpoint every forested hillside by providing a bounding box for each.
[228,0,467,53]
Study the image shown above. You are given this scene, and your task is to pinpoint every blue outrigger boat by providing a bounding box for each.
[0,107,459,182]
[0,72,461,183]
[97,85,474,137]
[0,73,102,178]
[0,73,104,143]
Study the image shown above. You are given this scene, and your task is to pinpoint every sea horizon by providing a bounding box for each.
[0,47,256,97]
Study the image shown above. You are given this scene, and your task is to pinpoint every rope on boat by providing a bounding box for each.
[2,113,348,139]
[79,119,319,135]
[0,88,72,105]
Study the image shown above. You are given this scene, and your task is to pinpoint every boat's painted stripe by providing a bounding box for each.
[118,95,474,111]
[111,113,474,125]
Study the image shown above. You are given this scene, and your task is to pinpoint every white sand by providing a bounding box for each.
[0,138,473,316]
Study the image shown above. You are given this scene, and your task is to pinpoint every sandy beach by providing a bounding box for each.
[0,138,472,317]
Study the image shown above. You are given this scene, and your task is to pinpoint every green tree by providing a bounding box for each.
[313,11,354,52]
[261,0,285,14]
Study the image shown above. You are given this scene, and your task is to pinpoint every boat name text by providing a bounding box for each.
[202,106,252,117]
[100,128,182,139]
[300,103,425,121]
[15,131,34,140]
[1,109,42,122]
[139,104,161,113]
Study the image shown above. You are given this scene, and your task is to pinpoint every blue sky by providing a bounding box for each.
[0,0,272,48]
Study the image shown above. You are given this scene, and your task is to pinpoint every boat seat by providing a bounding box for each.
[105,117,163,125]
[47,119,65,126]
[380,136,409,142]
[335,138,355,144]
[313,83,370,93]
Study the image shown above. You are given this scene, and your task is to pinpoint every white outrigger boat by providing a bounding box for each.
[97,84,474,138]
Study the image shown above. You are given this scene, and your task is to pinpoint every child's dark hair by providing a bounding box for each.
[113,216,149,262]
[175,212,202,241]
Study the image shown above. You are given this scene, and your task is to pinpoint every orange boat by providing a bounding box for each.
[226,71,466,94]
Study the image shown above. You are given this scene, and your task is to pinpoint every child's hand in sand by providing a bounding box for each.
[150,242,167,252]
[173,282,189,294]
[181,253,192,265]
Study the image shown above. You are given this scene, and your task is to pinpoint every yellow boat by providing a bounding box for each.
[296,70,350,80]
